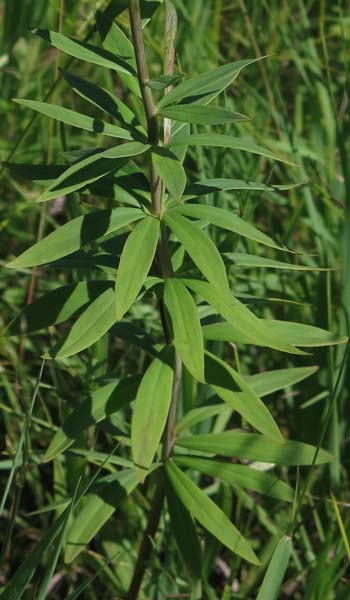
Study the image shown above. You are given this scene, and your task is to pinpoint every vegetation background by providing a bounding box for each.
[0,0,349,598]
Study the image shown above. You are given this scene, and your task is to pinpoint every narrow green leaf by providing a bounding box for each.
[65,470,139,563]
[60,69,144,132]
[45,287,115,359]
[95,11,141,99]
[164,278,205,382]
[115,216,160,320]
[147,74,183,90]
[171,204,286,251]
[6,281,113,335]
[14,99,136,140]
[34,28,137,77]
[176,432,334,465]
[158,57,263,108]
[182,278,306,355]
[246,366,319,397]
[165,214,230,293]
[166,459,259,565]
[205,352,283,442]
[174,456,294,502]
[184,178,301,200]
[8,208,144,269]
[35,142,149,203]
[226,253,333,271]
[176,404,225,434]
[202,319,347,348]
[132,349,174,477]
[169,134,296,166]
[159,105,248,125]
[257,535,292,600]
[166,478,202,580]
[43,378,140,462]
[151,147,186,200]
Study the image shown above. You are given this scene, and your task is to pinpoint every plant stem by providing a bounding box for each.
[127,2,180,598]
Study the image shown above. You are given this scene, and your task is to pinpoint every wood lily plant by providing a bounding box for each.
[3,1,347,599]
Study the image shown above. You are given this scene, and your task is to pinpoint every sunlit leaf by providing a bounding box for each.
[115,216,160,320]
[164,278,205,382]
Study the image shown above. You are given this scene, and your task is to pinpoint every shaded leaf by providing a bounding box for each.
[166,477,202,579]
[184,178,303,200]
[174,456,294,502]
[176,431,334,465]
[45,288,115,359]
[205,352,283,442]
[34,28,136,77]
[14,99,136,140]
[35,142,149,203]
[226,252,333,271]
[60,68,144,132]
[65,470,139,563]
[257,536,292,600]
[166,459,259,565]
[8,208,144,269]
[182,278,305,355]
[246,366,319,397]
[43,378,140,462]
[7,281,113,335]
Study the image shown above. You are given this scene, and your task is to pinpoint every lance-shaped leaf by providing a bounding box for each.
[45,287,115,359]
[158,105,248,125]
[60,69,144,132]
[246,366,319,397]
[164,278,205,382]
[132,349,174,479]
[175,432,334,465]
[226,253,332,271]
[204,352,283,443]
[165,214,230,293]
[6,281,114,335]
[65,470,139,563]
[183,178,302,200]
[158,57,262,108]
[171,204,286,251]
[174,456,294,502]
[43,377,140,462]
[7,208,144,269]
[182,278,305,355]
[115,216,160,320]
[202,319,347,348]
[35,141,149,203]
[257,535,292,600]
[151,147,186,200]
[169,134,296,166]
[14,99,137,140]
[34,28,137,77]
[166,459,259,565]
[166,477,202,580]
[95,11,141,99]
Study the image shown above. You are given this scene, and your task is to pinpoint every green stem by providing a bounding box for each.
[126,3,180,598]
